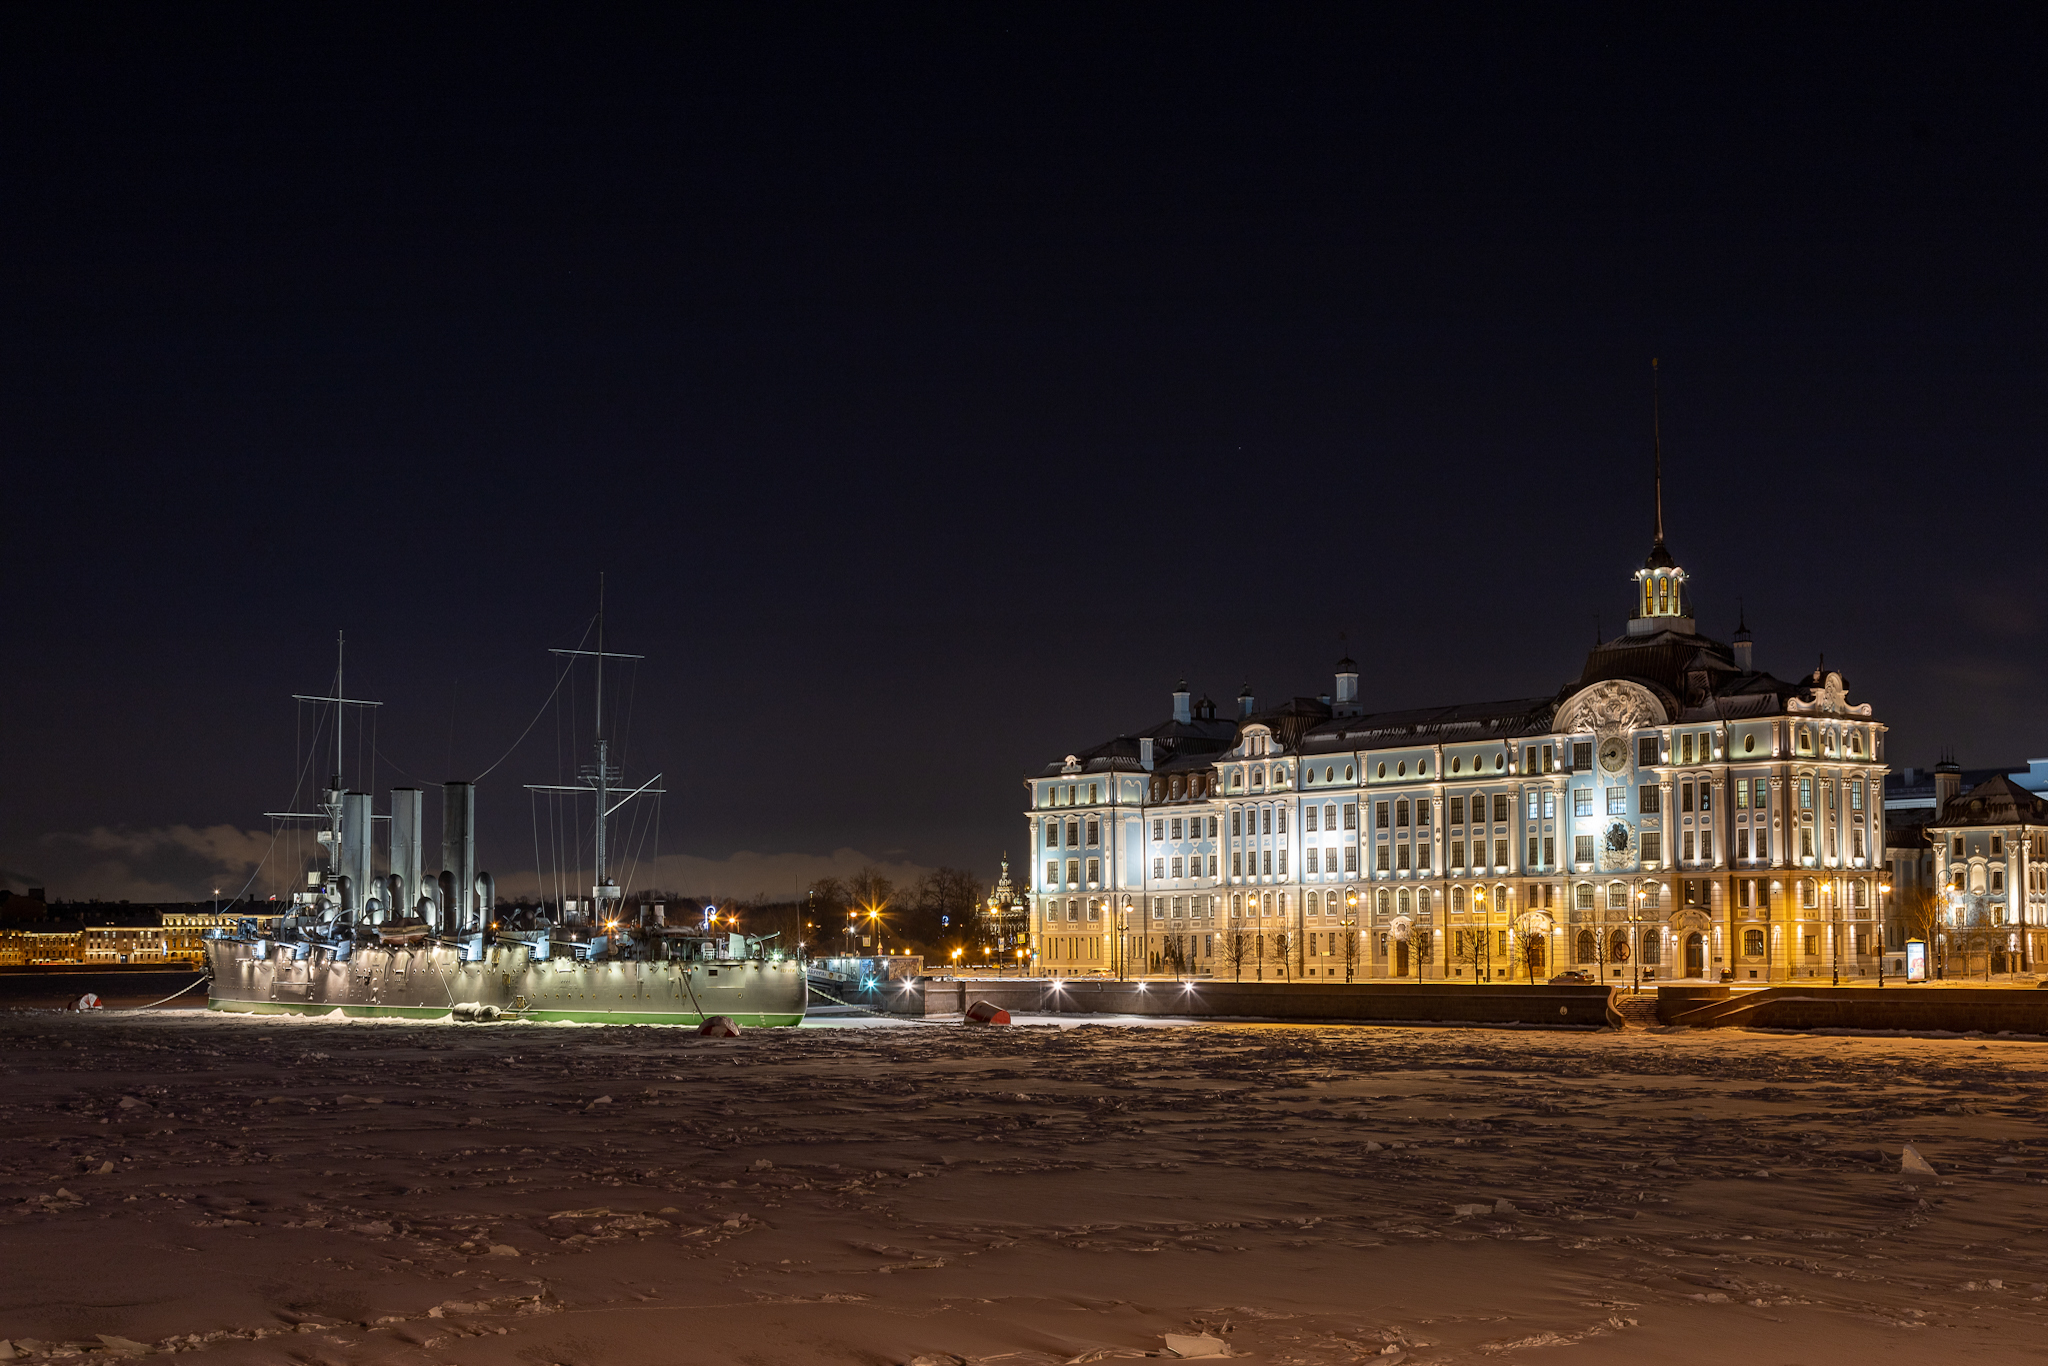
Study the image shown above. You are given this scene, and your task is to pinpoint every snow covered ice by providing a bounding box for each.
[2,1009,2046,1363]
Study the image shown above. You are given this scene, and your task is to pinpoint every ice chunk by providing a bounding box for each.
[1493,1199,1518,1217]
[1901,1145,1937,1176]
[1163,1331,1231,1358]
[1452,1203,1490,1217]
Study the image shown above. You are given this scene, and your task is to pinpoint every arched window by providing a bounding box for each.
[1743,928,1765,956]
[1278,893,1288,915]
[1451,886,1466,914]
[1169,776,1183,798]
[1305,891,1320,915]
[1495,883,1510,911]
[1262,892,1274,917]
[1854,878,1869,910]
[1607,881,1628,911]
[1417,888,1432,917]
[1231,893,1242,916]
[1397,888,1412,915]
[1574,881,1595,911]
[1641,930,1660,965]
[1799,878,1818,908]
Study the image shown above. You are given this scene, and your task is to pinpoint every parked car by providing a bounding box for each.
[1548,969,1594,985]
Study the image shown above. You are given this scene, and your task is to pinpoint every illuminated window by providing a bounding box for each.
[1493,794,1510,822]
[1305,806,1319,833]
[1607,882,1628,911]
[1343,803,1357,830]
[1575,834,1594,864]
[1743,928,1765,956]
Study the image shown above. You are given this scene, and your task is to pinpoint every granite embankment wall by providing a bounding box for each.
[855,977,1626,1029]
[1658,984,2048,1033]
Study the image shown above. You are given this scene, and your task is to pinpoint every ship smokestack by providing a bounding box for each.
[442,781,477,934]
[389,787,423,927]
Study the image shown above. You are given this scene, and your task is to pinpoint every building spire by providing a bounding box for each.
[1651,356,1665,551]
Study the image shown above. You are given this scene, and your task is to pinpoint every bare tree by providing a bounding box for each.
[1270,931,1292,981]
[1225,928,1251,981]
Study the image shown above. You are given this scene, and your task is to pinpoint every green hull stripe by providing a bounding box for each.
[206,998,802,1027]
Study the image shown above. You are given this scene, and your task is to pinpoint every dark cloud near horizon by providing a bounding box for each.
[4,9,2047,898]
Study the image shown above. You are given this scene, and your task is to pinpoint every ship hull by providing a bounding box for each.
[204,939,806,1027]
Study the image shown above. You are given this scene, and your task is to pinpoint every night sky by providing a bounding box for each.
[5,9,2045,904]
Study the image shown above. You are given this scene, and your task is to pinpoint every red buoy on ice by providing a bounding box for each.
[698,1015,742,1037]
[964,1000,1010,1025]
[73,993,103,1011]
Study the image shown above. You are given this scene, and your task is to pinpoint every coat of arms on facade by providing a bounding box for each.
[1598,819,1636,871]
[1556,680,1668,742]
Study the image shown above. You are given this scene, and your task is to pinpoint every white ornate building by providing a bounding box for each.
[1025,514,1889,984]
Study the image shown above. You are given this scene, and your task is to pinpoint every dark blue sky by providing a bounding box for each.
[5,8,2045,901]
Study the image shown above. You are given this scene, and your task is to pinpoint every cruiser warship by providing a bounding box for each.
[205,611,807,1026]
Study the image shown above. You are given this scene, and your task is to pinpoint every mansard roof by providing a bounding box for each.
[1932,774,2048,829]
[1032,713,1236,779]
[1241,696,1333,751]
[1299,696,1559,750]
[1579,626,1737,695]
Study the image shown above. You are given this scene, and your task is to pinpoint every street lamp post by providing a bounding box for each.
[1631,884,1644,994]
[1344,889,1359,983]
[1829,876,1841,987]
[1877,880,1891,986]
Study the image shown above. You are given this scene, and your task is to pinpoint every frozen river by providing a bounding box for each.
[2,1009,2044,1363]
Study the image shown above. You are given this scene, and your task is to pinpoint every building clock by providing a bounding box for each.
[1598,737,1627,772]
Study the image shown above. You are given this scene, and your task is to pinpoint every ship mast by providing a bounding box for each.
[531,576,661,931]
[270,631,383,915]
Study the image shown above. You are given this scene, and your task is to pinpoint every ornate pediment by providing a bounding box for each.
[1787,670,1872,717]
[1556,680,1669,738]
